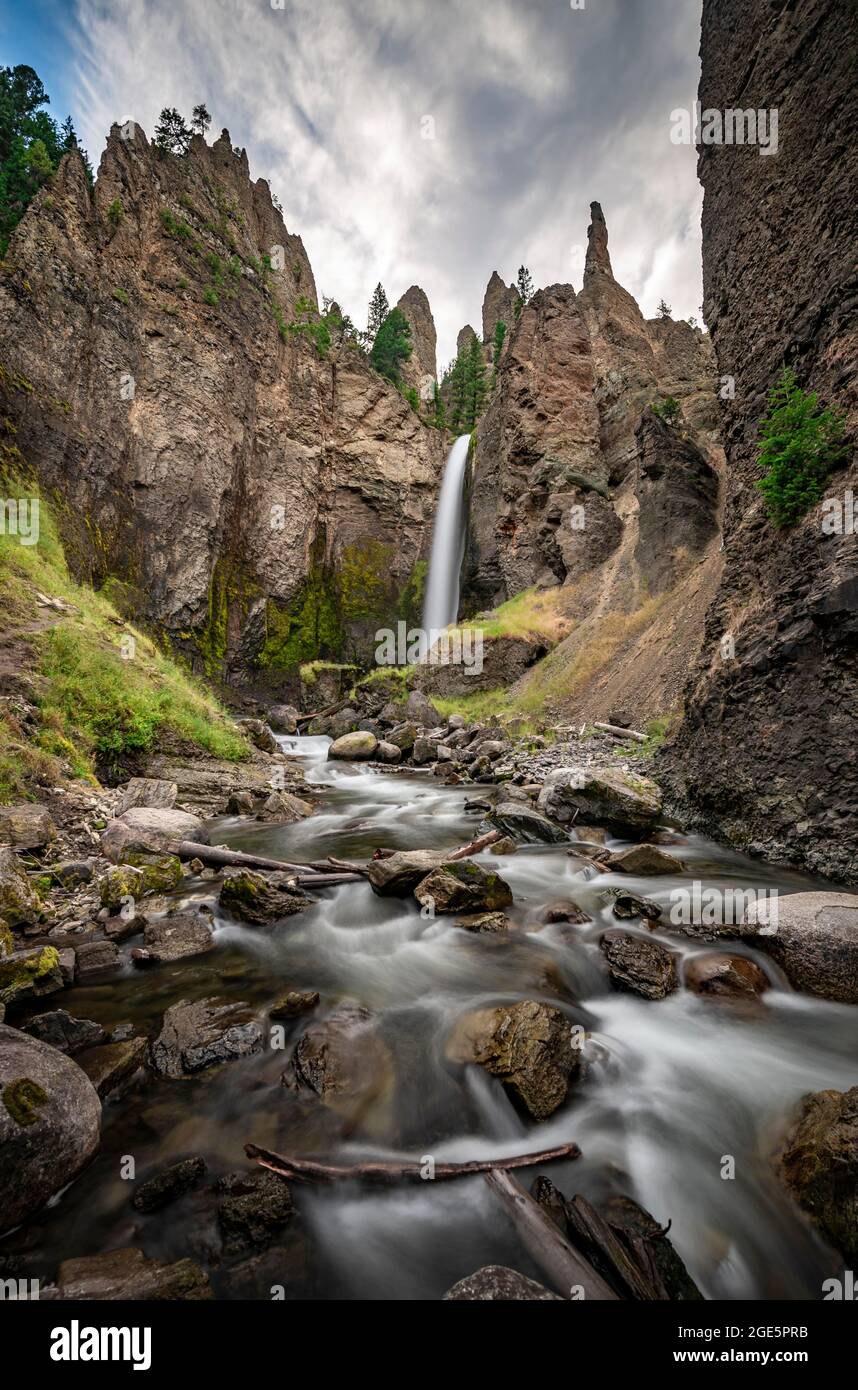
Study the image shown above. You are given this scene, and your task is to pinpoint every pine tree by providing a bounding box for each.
[431,380,447,430]
[0,63,92,253]
[467,335,488,426]
[154,107,191,155]
[370,307,412,383]
[516,265,533,305]
[448,352,468,432]
[366,282,389,344]
[657,298,672,318]
[191,104,211,137]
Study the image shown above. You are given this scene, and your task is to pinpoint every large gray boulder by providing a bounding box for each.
[741,892,858,1004]
[0,1024,101,1233]
[101,807,208,862]
[115,777,178,817]
[327,731,378,761]
[488,801,568,844]
[367,849,449,895]
[0,803,56,849]
[414,861,513,914]
[446,1000,578,1120]
[538,767,663,833]
[152,997,263,1078]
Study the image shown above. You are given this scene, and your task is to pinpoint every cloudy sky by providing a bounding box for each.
[4,0,705,366]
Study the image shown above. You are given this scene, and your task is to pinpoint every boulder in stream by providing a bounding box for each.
[134,911,216,964]
[101,807,209,862]
[778,1085,858,1265]
[256,790,313,822]
[152,997,263,1078]
[284,1001,394,1121]
[538,767,663,833]
[600,929,678,1000]
[367,849,449,895]
[328,730,378,760]
[414,860,513,914]
[21,1008,105,1054]
[78,1036,150,1099]
[487,801,569,844]
[609,844,684,874]
[219,870,314,924]
[683,952,769,1000]
[740,891,858,1004]
[268,703,299,734]
[0,944,65,1010]
[446,999,579,1120]
[55,1246,212,1300]
[216,1168,294,1254]
[0,1023,101,1234]
[131,1156,207,1213]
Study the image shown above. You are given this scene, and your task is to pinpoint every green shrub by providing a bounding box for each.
[106,197,124,226]
[651,396,681,427]
[756,369,848,526]
[202,286,219,307]
[111,287,129,305]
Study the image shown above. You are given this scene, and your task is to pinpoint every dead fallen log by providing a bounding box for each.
[484,1169,619,1302]
[369,828,501,866]
[168,841,361,885]
[593,722,647,743]
[564,1193,661,1300]
[245,1139,581,1186]
[295,698,353,728]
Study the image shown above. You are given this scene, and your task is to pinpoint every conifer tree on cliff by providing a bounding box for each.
[191,103,211,137]
[366,282,390,345]
[370,307,412,384]
[154,107,191,155]
[516,265,534,305]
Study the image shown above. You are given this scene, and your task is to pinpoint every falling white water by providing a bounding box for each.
[421,434,471,647]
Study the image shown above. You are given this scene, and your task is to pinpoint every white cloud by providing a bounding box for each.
[69,0,705,362]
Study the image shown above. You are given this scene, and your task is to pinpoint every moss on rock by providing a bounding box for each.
[3,1076,49,1126]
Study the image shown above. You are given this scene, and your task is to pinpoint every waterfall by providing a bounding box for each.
[421,434,471,647]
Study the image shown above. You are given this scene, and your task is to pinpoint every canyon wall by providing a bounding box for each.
[0,124,446,689]
[658,0,858,881]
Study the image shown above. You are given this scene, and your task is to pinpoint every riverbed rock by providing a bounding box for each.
[115,777,178,817]
[412,735,439,765]
[51,859,94,887]
[455,911,512,934]
[538,901,593,925]
[74,939,120,981]
[406,689,441,727]
[152,997,263,1079]
[538,767,663,833]
[0,944,64,1010]
[284,1001,394,1117]
[269,990,320,1019]
[683,952,769,1001]
[216,1168,294,1253]
[0,846,43,927]
[268,704,299,734]
[101,807,209,862]
[0,802,56,849]
[143,756,274,811]
[104,910,148,942]
[444,1265,563,1300]
[219,870,314,924]
[609,844,684,874]
[740,892,858,1004]
[600,929,678,1000]
[778,1086,858,1265]
[257,790,313,822]
[132,1156,207,1213]
[446,999,578,1120]
[0,1023,102,1234]
[374,739,402,764]
[227,790,255,814]
[414,860,513,914]
[489,836,518,855]
[487,801,568,844]
[611,890,663,921]
[134,912,216,964]
[237,718,279,754]
[22,1009,105,1054]
[366,849,449,895]
[328,730,378,761]
[55,1246,212,1300]
[387,722,419,752]
[78,1036,150,1099]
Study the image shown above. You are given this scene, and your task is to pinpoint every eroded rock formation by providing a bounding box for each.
[0,123,446,688]
[658,0,858,881]
[395,284,437,401]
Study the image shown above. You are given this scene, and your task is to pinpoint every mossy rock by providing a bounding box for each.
[0,945,63,1010]
[99,864,144,911]
[0,847,43,928]
[0,918,13,961]
[125,852,184,896]
[3,1077,49,1126]
[413,861,513,914]
[219,870,313,925]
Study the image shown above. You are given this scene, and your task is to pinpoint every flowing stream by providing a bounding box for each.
[421,433,471,638]
[6,736,857,1300]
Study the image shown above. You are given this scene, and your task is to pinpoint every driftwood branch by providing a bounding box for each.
[564,1193,660,1300]
[245,1140,581,1186]
[593,722,647,743]
[370,828,501,865]
[484,1170,620,1302]
[169,841,363,885]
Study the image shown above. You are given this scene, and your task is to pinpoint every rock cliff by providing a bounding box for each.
[394,284,437,401]
[0,123,447,689]
[658,0,858,880]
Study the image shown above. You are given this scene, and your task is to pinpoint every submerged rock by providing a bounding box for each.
[131,1156,207,1213]
[444,1265,563,1300]
[740,892,858,1004]
[446,999,578,1120]
[78,1036,150,1099]
[600,929,678,1000]
[55,1246,212,1300]
[0,1023,101,1234]
[256,790,313,823]
[538,767,663,833]
[683,952,769,1000]
[217,1168,294,1254]
[268,703,299,734]
[609,844,684,874]
[455,911,512,934]
[778,1085,858,1265]
[21,1008,105,1054]
[152,997,263,1078]
[284,1001,394,1118]
[219,870,314,924]
[269,989,320,1019]
[413,860,513,914]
